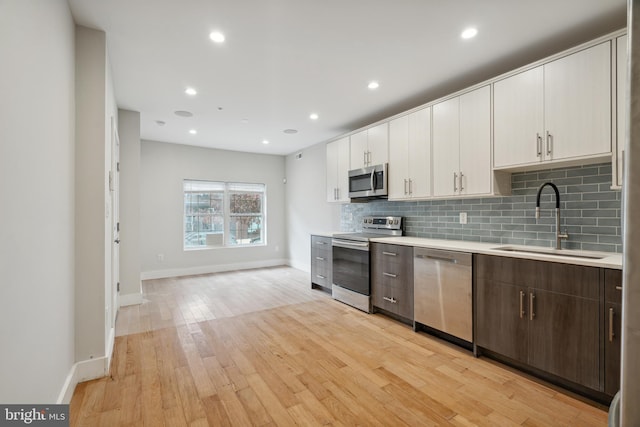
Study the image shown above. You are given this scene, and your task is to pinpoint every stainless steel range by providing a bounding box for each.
[331,216,403,312]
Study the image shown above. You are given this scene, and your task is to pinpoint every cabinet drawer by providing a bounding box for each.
[311,235,332,248]
[604,269,623,304]
[375,243,413,264]
[373,282,413,319]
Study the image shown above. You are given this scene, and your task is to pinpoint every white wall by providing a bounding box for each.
[285,143,342,272]
[0,0,76,403]
[74,25,116,370]
[140,141,287,278]
[118,109,142,304]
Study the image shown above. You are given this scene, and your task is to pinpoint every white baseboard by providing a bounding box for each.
[140,258,288,280]
[57,329,115,404]
[288,258,310,273]
[119,291,143,307]
[56,356,108,404]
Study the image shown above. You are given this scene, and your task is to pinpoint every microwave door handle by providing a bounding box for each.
[370,169,375,192]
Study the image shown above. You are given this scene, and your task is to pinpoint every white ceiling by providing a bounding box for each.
[68,0,626,156]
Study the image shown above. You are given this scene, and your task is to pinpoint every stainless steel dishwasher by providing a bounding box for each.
[414,247,473,343]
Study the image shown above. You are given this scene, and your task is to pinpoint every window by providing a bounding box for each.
[184,180,265,249]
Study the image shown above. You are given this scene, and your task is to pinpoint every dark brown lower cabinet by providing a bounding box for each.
[371,243,413,322]
[475,254,600,392]
[604,269,623,396]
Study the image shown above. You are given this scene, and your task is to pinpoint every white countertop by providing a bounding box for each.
[371,236,623,270]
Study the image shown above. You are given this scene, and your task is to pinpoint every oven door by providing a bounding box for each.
[348,164,387,199]
[332,239,370,295]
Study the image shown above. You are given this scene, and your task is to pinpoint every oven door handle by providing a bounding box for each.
[332,239,370,251]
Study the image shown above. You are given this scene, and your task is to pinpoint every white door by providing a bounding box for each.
[432,97,460,197]
[389,114,410,199]
[349,129,368,169]
[110,117,120,329]
[367,122,389,166]
[544,41,611,161]
[493,66,544,168]
[616,35,628,187]
[336,137,350,202]
[459,86,491,195]
[407,107,431,199]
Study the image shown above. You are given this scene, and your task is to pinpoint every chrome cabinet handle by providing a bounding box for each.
[363,151,367,166]
[383,296,397,304]
[529,293,535,320]
[453,172,458,192]
[316,274,326,279]
[315,241,327,245]
[616,286,623,291]
[536,133,542,157]
[459,172,464,192]
[409,179,413,195]
[383,272,397,278]
[404,179,408,195]
[609,307,615,342]
[315,256,325,261]
[382,251,397,257]
[519,290,525,319]
[546,131,552,156]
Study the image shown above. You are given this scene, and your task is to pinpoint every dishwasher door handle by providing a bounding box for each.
[415,254,458,264]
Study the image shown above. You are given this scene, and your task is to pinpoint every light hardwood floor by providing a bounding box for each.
[71,266,608,426]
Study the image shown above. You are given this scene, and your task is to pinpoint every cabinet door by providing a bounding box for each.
[604,269,623,395]
[326,140,339,202]
[493,66,544,168]
[388,115,410,199]
[336,137,350,202]
[367,122,389,166]
[407,107,431,199]
[544,42,611,162]
[432,97,460,197]
[527,289,599,390]
[326,137,350,202]
[476,280,529,364]
[350,130,368,169]
[372,244,413,319]
[615,35,627,188]
[459,86,491,195]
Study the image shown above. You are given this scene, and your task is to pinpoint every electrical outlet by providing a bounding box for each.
[459,212,468,225]
[157,253,164,262]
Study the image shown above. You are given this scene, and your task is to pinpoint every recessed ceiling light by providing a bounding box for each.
[209,31,225,43]
[185,87,197,96]
[262,139,270,145]
[283,129,298,134]
[368,81,379,90]
[189,129,197,135]
[309,113,319,120]
[174,110,193,117]
[461,27,478,39]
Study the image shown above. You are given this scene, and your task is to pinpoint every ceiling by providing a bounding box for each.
[68,0,626,156]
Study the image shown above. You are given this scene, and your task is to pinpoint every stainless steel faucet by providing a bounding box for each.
[535,182,569,249]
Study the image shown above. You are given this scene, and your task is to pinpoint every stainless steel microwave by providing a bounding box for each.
[348,163,388,200]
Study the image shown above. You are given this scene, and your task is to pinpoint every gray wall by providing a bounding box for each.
[140,141,287,278]
[343,163,621,252]
[0,0,76,403]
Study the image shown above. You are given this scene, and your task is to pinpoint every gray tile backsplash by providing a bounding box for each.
[341,163,622,253]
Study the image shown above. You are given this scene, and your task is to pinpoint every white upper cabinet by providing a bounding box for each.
[494,42,612,169]
[433,85,492,197]
[614,34,627,188]
[349,122,389,169]
[326,137,350,203]
[388,107,431,200]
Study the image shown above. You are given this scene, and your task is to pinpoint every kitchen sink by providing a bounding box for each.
[492,246,606,260]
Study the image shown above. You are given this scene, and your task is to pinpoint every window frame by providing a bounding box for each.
[183,180,266,250]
